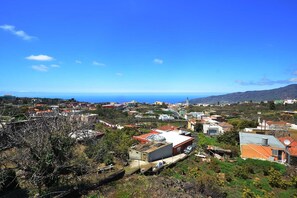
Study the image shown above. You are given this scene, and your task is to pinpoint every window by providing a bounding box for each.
[272,149,278,156]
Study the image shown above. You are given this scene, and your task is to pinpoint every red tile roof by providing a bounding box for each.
[133,131,159,143]
[266,121,287,126]
[241,144,274,160]
[279,137,297,156]
[158,125,178,131]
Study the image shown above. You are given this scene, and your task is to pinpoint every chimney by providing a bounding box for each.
[262,138,268,146]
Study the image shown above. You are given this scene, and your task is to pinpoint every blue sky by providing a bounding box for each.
[0,0,297,94]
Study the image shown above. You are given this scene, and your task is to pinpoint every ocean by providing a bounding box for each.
[3,92,215,104]
[71,93,209,104]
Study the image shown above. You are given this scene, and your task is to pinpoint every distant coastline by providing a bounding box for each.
[0,92,221,104]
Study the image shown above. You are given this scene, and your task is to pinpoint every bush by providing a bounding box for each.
[236,158,286,174]
[209,158,221,173]
[104,154,114,166]
[0,169,18,193]
[225,173,233,182]
[252,177,262,189]
[217,130,239,146]
[291,176,297,188]
[198,134,219,149]
[268,168,290,189]
[234,166,249,180]
[242,187,259,198]
[195,173,227,198]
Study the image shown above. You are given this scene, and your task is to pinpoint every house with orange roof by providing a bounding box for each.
[239,132,287,163]
[133,131,160,144]
[279,136,297,165]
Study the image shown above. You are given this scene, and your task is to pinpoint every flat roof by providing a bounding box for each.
[134,130,194,147]
[132,142,172,153]
[239,132,285,149]
[159,132,194,147]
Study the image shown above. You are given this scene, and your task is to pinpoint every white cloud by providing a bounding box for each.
[26,54,54,61]
[235,77,296,86]
[0,24,35,41]
[289,78,297,82]
[153,58,163,64]
[50,64,60,68]
[32,65,48,72]
[293,71,297,75]
[75,60,82,64]
[116,72,123,76]
[93,61,105,66]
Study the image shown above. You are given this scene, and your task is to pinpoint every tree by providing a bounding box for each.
[86,127,139,165]
[217,130,239,146]
[0,115,91,193]
[85,138,111,164]
[228,119,257,130]
[194,123,203,132]
[268,101,276,110]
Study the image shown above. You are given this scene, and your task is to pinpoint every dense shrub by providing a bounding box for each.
[195,173,227,198]
[217,130,239,146]
[268,168,290,189]
[227,118,257,130]
[242,187,259,198]
[0,169,18,193]
[234,166,250,180]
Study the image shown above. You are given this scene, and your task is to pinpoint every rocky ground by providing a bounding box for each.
[97,175,219,198]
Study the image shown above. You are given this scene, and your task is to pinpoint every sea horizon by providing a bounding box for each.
[0,91,223,104]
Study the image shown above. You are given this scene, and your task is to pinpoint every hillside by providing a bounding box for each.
[190,84,297,104]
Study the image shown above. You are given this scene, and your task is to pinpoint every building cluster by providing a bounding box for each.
[238,132,297,165]
[29,102,97,117]
[187,112,233,136]
[184,108,297,166]
[239,118,297,165]
[129,125,194,162]
[3,96,297,168]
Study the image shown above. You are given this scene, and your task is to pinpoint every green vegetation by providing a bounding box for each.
[198,133,220,148]
[95,105,135,124]
[197,133,240,157]
[187,102,297,124]
[85,128,140,164]
[158,134,295,197]
[160,155,296,197]
[2,95,297,197]
[227,118,258,130]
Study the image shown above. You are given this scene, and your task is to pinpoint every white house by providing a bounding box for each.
[159,114,175,121]
[184,112,204,120]
[203,123,230,136]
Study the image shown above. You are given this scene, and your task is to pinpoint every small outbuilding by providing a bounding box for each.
[129,142,173,162]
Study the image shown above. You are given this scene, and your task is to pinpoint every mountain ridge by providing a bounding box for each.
[189,84,297,104]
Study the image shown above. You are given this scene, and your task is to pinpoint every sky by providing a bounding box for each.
[0,0,297,94]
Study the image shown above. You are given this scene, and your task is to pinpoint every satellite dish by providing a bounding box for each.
[284,139,291,146]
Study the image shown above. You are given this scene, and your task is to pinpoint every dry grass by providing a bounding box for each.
[0,148,17,168]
